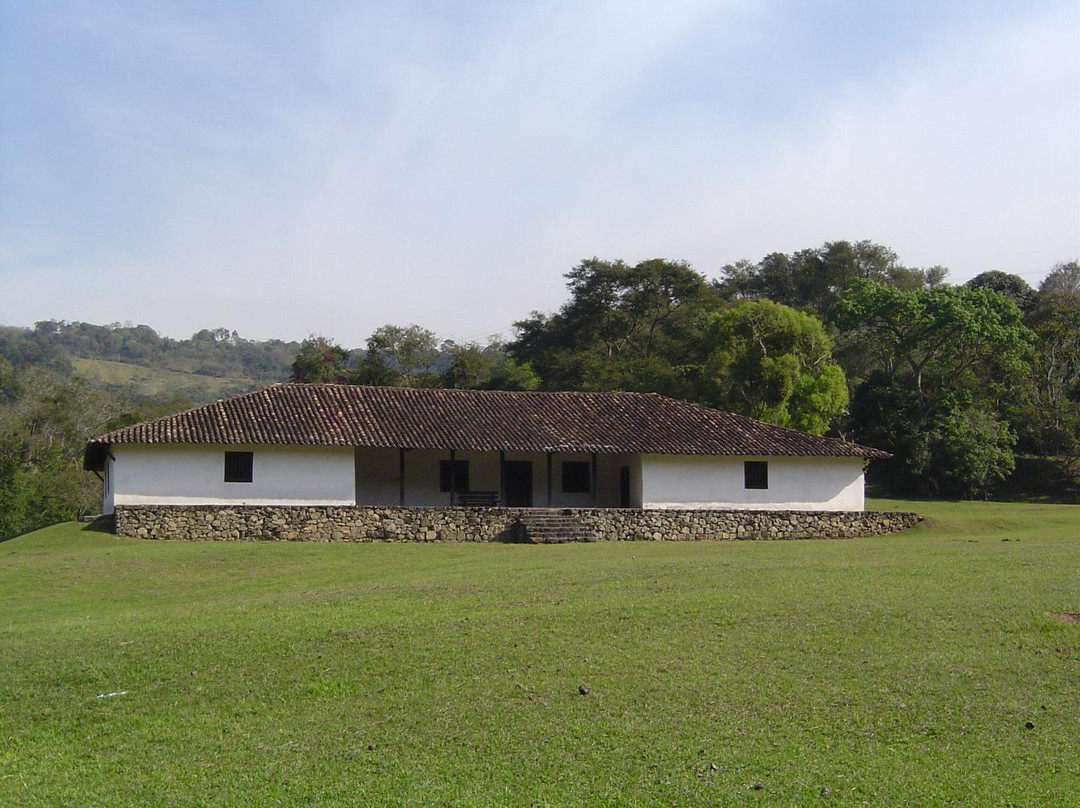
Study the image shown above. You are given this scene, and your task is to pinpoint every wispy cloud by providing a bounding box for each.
[1,0,1076,343]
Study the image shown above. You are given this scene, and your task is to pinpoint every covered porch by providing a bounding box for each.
[353,447,642,509]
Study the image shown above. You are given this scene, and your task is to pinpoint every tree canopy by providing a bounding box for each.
[717,240,948,318]
[965,270,1037,314]
[833,280,1034,496]
[289,335,353,384]
[700,301,847,435]
[357,325,440,387]
[509,257,721,395]
[1017,263,1080,474]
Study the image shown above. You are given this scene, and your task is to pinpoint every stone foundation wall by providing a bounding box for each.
[114,505,920,543]
[581,508,920,541]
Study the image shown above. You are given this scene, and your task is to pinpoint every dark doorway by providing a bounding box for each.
[504,461,533,507]
[619,466,631,508]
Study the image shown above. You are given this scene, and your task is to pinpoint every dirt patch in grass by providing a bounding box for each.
[1048,611,1080,623]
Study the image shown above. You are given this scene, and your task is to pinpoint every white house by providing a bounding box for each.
[84,384,888,514]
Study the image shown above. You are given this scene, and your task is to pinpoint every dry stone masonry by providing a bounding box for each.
[114,505,920,543]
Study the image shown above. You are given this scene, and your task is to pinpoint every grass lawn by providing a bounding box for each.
[1,500,1077,806]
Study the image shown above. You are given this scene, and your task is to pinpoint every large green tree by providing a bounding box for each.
[440,341,540,391]
[289,335,353,383]
[700,301,848,435]
[965,270,1037,315]
[833,280,1033,496]
[718,240,948,318]
[356,324,440,387]
[509,257,721,395]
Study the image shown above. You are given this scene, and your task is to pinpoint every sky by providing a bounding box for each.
[1,0,1078,348]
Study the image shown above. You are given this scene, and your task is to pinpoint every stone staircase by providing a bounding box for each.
[516,510,596,544]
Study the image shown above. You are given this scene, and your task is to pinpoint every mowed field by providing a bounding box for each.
[1,501,1077,807]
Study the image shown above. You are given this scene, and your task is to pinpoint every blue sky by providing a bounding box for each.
[2,0,1077,346]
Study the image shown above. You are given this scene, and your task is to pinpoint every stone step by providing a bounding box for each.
[518,512,595,544]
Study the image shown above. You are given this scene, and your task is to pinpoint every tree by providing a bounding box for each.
[1017,263,1080,473]
[833,281,1031,400]
[509,257,721,394]
[359,325,440,387]
[441,341,500,389]
[848,377,1015,498]
[965,270,1037,314]
[717,240,947,318]
[833,280,1034,496]
[1038,260,1080,297]
[482,357,540,391]
[700,301,848,435]
[289,335,352,383]
[440,340,542,391]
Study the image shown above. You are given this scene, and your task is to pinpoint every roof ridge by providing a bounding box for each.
[277,383,662,397]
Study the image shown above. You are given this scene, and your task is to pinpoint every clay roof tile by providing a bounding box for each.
[86,384,889,459]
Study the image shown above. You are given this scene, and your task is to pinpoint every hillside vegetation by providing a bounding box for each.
[71,358,258,403]
[1,500,1077,806]
[0,321,299,394]
[0,323,299,538]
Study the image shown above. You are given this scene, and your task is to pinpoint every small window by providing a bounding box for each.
[439,460,469,493]
[744,460,768,490]
[225,451,254,483]
[562,461,591,494]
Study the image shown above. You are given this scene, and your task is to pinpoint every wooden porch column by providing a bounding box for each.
[546,452,552,507]
[591,452,598,505]
[450,448,456,506]
[499,450,506,507]
[399,448,406,506]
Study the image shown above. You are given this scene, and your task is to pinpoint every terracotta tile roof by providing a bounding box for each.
[86,384,888,460]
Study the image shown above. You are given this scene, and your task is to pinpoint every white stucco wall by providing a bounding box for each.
[105,444,864,513]
[107,444,356,510]
[640,455,865,511]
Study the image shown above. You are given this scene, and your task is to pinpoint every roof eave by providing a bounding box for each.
[83,441,110,472]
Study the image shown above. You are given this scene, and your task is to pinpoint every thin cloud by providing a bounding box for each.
[1,1,1076,344]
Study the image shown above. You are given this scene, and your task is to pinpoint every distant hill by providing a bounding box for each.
[71,358,259,404]
[0,321,300,404]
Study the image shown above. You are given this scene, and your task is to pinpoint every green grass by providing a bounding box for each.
[1,501,1077,806]
[72,357,258,403]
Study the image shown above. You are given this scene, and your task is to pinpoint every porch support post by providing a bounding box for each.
[450,448,456,506]
[591,452,597,505]
[546,452,552,507]
[399,447,406,506]
[499,450,506,507]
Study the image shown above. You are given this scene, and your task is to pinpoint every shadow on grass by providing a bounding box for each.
[81,515,117,534]
[0,515,117,543]
[867,456,1080,506]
